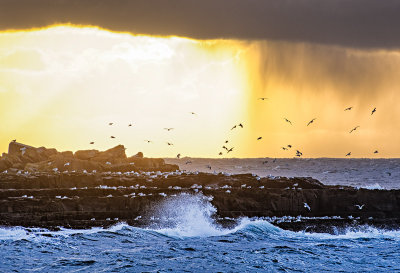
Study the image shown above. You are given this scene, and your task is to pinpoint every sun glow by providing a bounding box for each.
[0,25,248,157]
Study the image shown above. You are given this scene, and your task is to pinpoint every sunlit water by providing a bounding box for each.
[1,194,399,272]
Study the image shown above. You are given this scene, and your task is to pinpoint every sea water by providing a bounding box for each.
[1,193,399,272]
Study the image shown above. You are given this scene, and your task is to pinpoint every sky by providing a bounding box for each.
[0,1,399,158]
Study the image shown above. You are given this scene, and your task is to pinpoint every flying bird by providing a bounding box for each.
[144,140,152,143]
[374,150,379,154]
[218,152,223,156]
[344,107,353,111]
[284,118,292,125]
[238,123,244,128]
[164,128,174,131]
[189,112,196,115]
[371,107,376,115]
[354,204,365,210]
[225,140,229,143]
[227,147,234,153]
[166,142,174,146]
[128,124,133,127]
[287,145,292,148]
[349,126,360,133]
[177,154,181,159]
[304,202,311,211]
[110,136,116,139]
[346,152,351,157]
[109,123,113,125]
[206,165,212,170]
[90,142,94,145]
[282,147,288,151]
[262,160,268,164]
[258,97,268,101]
[307,118,316,126]
[257,137,262,140]
[231,125,237,130]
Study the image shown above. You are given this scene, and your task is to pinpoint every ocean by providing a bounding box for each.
[1,158,400,272]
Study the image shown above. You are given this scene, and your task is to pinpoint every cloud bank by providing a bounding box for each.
[1,0,400,49]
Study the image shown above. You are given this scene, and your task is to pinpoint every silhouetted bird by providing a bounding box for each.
[231,125,237,130]
[225,140,229,143]
[12,139,16,142]
[128,124,132,127]
[164,128,174,131]
[90,142,94,145]
[374,150,379,154]
[344,107,353,111]
[349,126,360,133]
[304,202,311,211]
[273,158,277,163]
[282,147,288,151]
[371,107,376,115]
[219,152,223,156]
[109,123,113,125]
[284,118,292,125]
[206,165,212,170]
[238,123,243,128]
[144,140,152,143]
[346,152,351,157]
[222,146,228,151]
[296,150,303,157]
[110,136,116,139]
[258,97,268,101]
[190,112,196,115]
[227,147,234,153]
[287,145,292,148]
[166,142,174,146]
[177,154,181,159]
[307,118,316,126]
[257,137,262,140]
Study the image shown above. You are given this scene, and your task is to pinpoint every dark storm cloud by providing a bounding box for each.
[1,0,400,49]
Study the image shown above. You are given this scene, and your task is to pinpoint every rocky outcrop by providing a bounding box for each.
[0,171,399,233]
[0,141,178,173]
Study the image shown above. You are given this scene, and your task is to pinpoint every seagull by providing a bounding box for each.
[354,204,365,210]
[177,154,181,159]
[258,97,268,101]
[190,112,196,115]
[144,140,152,143]
[164,128,174,131]
[287,145,292,148]
[231,125,237,130]
[257,137,262,140]
[296,150,303,157]
[349,126,360,133]
[166,142,174,146]
[109,122,114,125]
[304,202,311,211]
[346,152,351,157]
[344,107,353,111]
[307,118,316,126]
[218,152,223,156]
[374,150,379,154]
[227,147,234,153]
[282,147,288,151]
[222,146,228,151]
[371,107,376,115]
[284,118,292,125]
[225,140,229,143]
[238,123,244,128]
[110,136,116,139]
[90,142,94,145]
[128,124,133,127]
[12,139,16,142]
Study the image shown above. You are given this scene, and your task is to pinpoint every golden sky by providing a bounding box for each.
[0,25,399,158]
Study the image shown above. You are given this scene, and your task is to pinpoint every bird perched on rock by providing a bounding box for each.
[206,165,212,170]
[371,107,376,115]
[284,118,292,125]
[282,147,288,151]
[344,107,353,111]
[177,154,181,159]
[307,118,316,126]
[257,137,262,140]
[349,126,360,133]
[287,145,292,148]
[262,160,268,164]
[296,150,303,157]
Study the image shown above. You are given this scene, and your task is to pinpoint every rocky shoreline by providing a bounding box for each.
[1,142,400,233]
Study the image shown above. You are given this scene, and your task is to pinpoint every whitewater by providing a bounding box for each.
[1,193,400,272]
